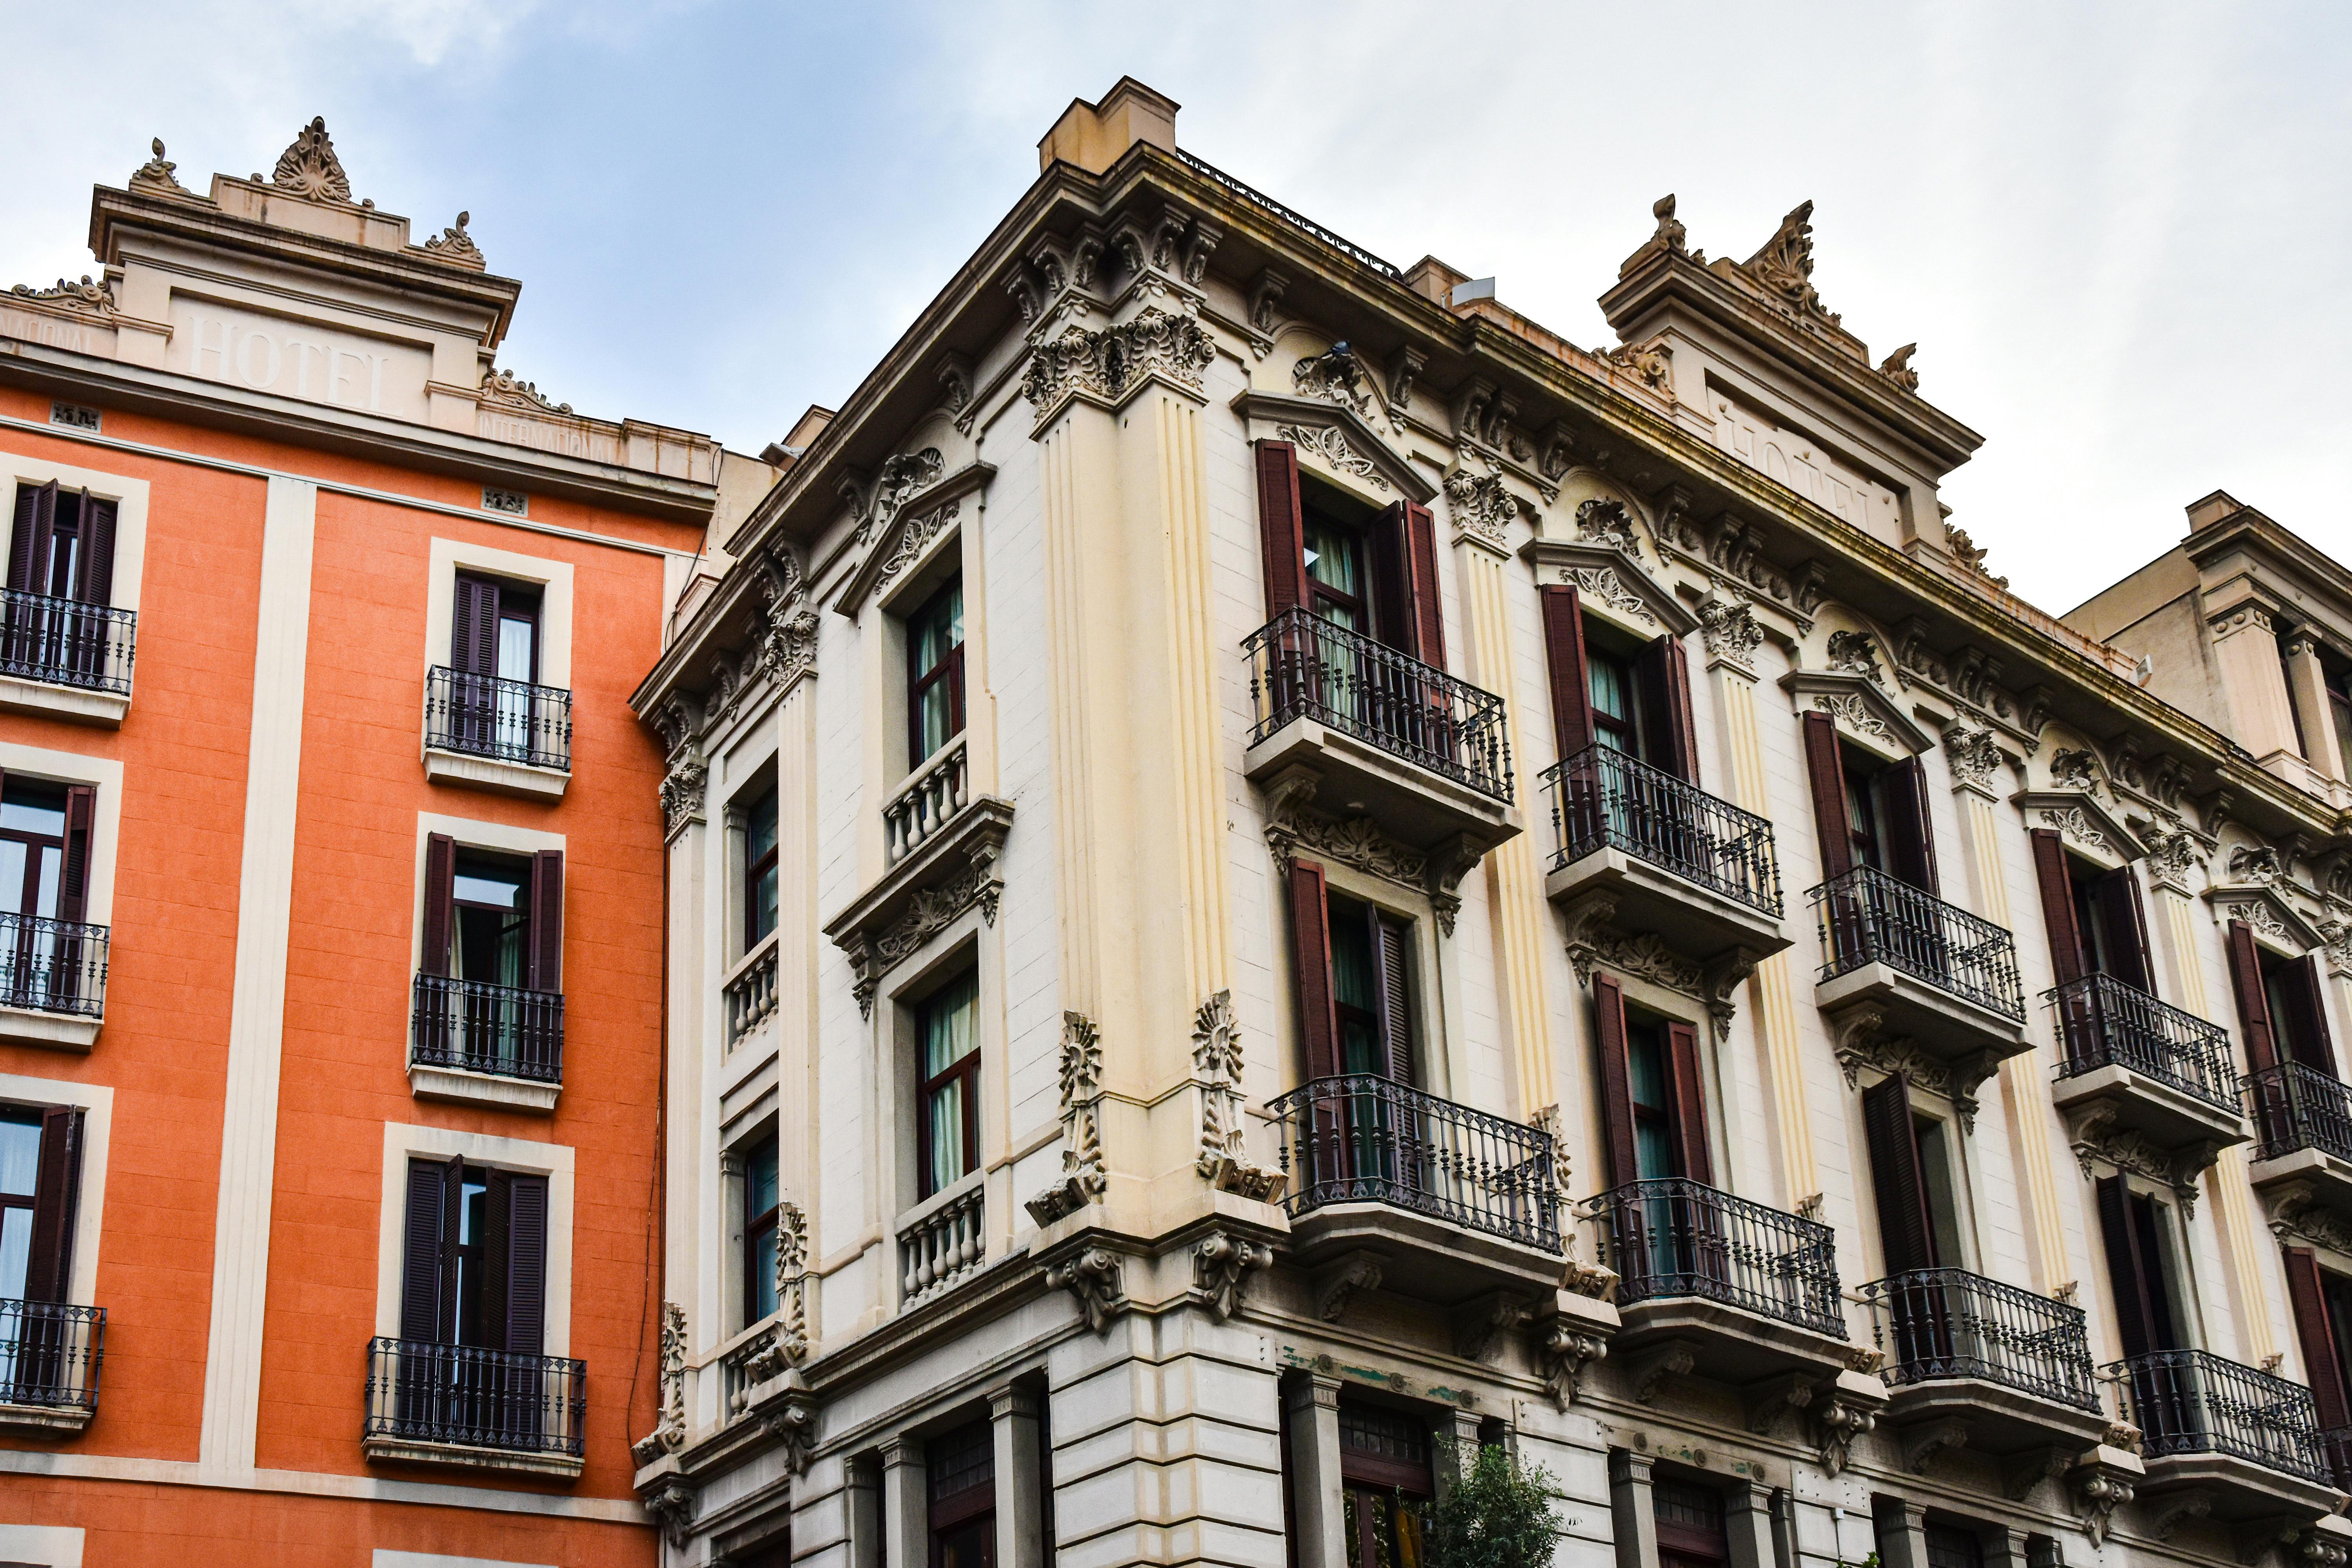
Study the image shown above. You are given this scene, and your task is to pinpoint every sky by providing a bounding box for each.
[3,1,2346,615]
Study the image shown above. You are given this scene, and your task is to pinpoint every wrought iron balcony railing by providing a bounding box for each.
[1587,1178,1844,1338]
[1810,865,2026,1022]
[2108,1348,2330,1483]
[424,666,572,773]
[2324,1425,2352,1492]
[0,911,107,1019]
[1860,1267,2098,1410]
[2049,972,2239,1115]
[0,589,134,695]
[363,1338,586,1459]
[2245,1060,2352,1163]
[0,1299,103,1413]
[409,973,563,1085]
[1244,607,1512,804]
[1543,742,1782,916]
[1270,1075,1561,1254]
[1173,149,1405,280]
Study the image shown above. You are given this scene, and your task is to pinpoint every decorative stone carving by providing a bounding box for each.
[1192,991,1283,1201]
[1573,497,1642,557]
[1454,1291,1532,1362]
[1386,345,1426,420]
[1563,893,1747,1040]
[2220,898,2290,945]
[2071,1458,2134,1547]
[763,1395,820,1476]
[1946,527,2009,590]
[936,354,973,421]
[642,1477,696,1547]
[1627,1340,1695,1404]
[1262,771,1425,885]
[481,368,572,414]
[1879,343,1919,392]
[271,116,356,204]
[1831,1010,1987,1134]
[851,448,943,546]
[1600,338,1673,395]
[1538,425,1575,483]
[661,757,708,840]
[873,501,959,595]
[1312,1250,1383,1321]
[1740,200,1837,325]
[2039,807,2109,855]
[1292,342,1378,418]
[1903,1417,1971,1473]
[2147,1491,2210,1541]
[1649,192,1688,254]
[7,277,115,318]
[1537,1319,1611,1410]
[760,610,820,689]
[1559,566,1654,626]
[1021,308,1216,417]
[2065,1103,2209,1215]
[1027,1013,1109,1225]
[1443,468,1519,546]
[1826,631,1882,684]
[129,138,191,196]
[846,844,1004,1018]
[1274,424,1389,492]
[1247,268,1289,335]
[632,1301,690,1466]
[1192,1230,1273,1322]
[1814,692,1894,748]
[2265,1180,2352,1255]
[1695,593,1762,671]
[744,1203,811,1379]
[1812,1394,1877,1477]
[421,211,483,265]
[2049,748,2102,794]
[2319,917,2352,977]
[1743,1373,1816,1437]
[1045,1246,1126,1333]
[2227,844,2283,886]
[1943,727,2004,795]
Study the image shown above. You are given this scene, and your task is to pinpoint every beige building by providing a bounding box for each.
[630,78,2352,1568]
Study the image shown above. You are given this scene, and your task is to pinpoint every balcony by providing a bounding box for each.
[897,1175,985,1307]
[422,666,572,800]
[0,589,134,726]
[0,911,108,1052]
[2244,1062,2352,1218]
[886,735,968,866]
[363,1337,586,1479]
[1859,1268,2107,1467]
[408,973,563,1113]
[1269,1075,1563,1304]
[0,1299,104,1436]
[1586,1178,1857,1397]
[2049,973,2244,1165]
[1811,867,2029,1067]
[724,937,779,1048]
[1541,744,1786,962]
[2109,1350,2340,1530]
[1243,608,1516,854]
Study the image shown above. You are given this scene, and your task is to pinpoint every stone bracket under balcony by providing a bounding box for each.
[1246,719,1516,857]
[1879,1383,2115,1473]
[1548,852,1787,964]
[2251,1160,2352,1250]
[422,745,569,801]
[1283,1199,1567,1310]
[824,796,1012,1019]
[1820,973,2028,1078]
[2052,1068,2243,1171]
[1611,1296,1865,1401]
[2132,1455,2344,1538]
[363,1433,585,1479]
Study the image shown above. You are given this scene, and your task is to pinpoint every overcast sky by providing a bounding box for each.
[5,2,2345,613]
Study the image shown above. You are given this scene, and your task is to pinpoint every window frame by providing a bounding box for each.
[915,971,983,1201]
[742,781,781,951]
[742,1129,781,1327]
[906,577,966,769]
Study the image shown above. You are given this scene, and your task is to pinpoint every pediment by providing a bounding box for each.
[833,461,994,617]
[1229,390,1437,505]
[1778,670,1934,759]
[2203,883,2324,957]
[2008,789,2146,869]
[1520,539,1699,639]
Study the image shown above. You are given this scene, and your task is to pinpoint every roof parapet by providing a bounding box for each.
[1038,76,1178,175]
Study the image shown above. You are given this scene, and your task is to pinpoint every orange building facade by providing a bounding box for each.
[0,122,755,1564]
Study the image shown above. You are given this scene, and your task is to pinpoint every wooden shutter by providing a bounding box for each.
[1633,634,1702,784]
[23,1107,83,1303]
[1403,502,1444,670]
[7,481,57,596]
[1370,503,1416,659]
[1861,1075,1935,1275]
[436,1153,464,1342]
[451,575,501,675]
[2284,954,2341,1076]
[1539,585,1593,759]
[1802,711,1855,882]
[2096,1175,2158,1360]
[421,833,457,977]
[2093,865,2154,993]
[1254,442,1308,620]
[2029,829,2085,987]
[507,1173,550,1355]
[2286,1247,2352,1432]
[1883,756,1941,895]
[77,496,117,605]
[2228,920,2280,1073]
[1286,859,1339,1080]
[1665,1020,1712,1185]
[399,1156,453,1343]
[56,785,94,925]
[529,850,564,992]
[480,1169,513,1351]
[1368,909,1414,1085]
[1592,974,1640,1191]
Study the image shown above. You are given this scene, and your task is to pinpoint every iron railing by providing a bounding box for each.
[1810,865,2026,1022]
[1270,1076,1560,1253]
[2049,972,2238,1115]
[2245,1060,2352,1163]
[1588,1179,1844,1337]
[0,589,134,695]
[1543,743,1782,916]
[1173,150,1405,280]
[2109,1348,2329,1483]
[363,1338,586,1458]
[2324,1425,2352,1492]
[0,911,107,1019]
[0,1299,103,1413]
[424,666,572,772]
[1245,607,1512,803]
[1861,1268,2098,1410]
[409,973,563,1085]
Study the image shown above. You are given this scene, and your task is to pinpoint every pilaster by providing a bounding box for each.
[1723,1481,1773,1568]
[882,1436,927,1568]
[990,1384,1046,1568]
[2285,632,2345,780]
[1872,1494,1929,1568]
[2208,604,2301,761]
[1605,1448,1659,1568]
[1285,1373,1345,1568]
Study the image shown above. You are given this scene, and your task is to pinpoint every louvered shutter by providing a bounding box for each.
[2096,1175,2158,1360]
[1371,503,1417,661]
[481,1169,514,1350]
[1665,635,1699,785]
[54,785,93,926]
[399,1157,450,1343]
[421,834,456,976]
[507,1173,549,1355]
[452,575,501,675]
[1801,712,1855,882]
[1665,1020,1712,1185]
[1884,756,1941,895]
[436,1153,464,1343]
[1368,909,1414,1085]
[76,496,116,606]
[1632,635,1701,784]
[1592,974,1640,1191]
[2286,1247,2352,1432]
[1540,585,1593,759]
[2029,829,2085,987]
[2229,920,2281,1073]
[1862,1075,1935,1275]
[1254,442,1308,620]
[7,481,56,596]
[2094,865,2154,993]
[2284,954,2341,1076]
[24,1107,83,1303]
[1404,502,1444,670]
[1285,860,1339,1080]
[528,850,563,993]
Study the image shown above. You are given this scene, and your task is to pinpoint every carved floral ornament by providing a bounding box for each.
[129,137,192,196]
[1572,497,1641,557]
[1815,692,1895,749]
[1290,342,1379,419]
[1740,200,1838,326]
[270,116,359,205]
[849,448,943,547]
[1443,468,1520,546]
[6,277,116,318]
[1942,726,2004,794]
[1274,423,1389,492]
[421,211,484,266]
[1824,630,1882,684]
[1695,592,1762,670]
[481,368,572,414]
[2038,806,2108,856]
[1026,1012,1109,1225]
[1260,769,1477,935]
[1020,307,1216,423]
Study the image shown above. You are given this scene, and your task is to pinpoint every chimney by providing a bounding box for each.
[1038,77,1179,175]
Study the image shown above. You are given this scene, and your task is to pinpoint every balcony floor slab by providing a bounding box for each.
[1244,716,1516,855]
[0,1401,93,1437]
[408,1061,560,1114]
[1817,961,2027,1067]
[1880,1377,2112,1459]
[1610,1294,1858,1392]
[1545,846,1787,963]
[1285,1201,1562,1307]
[423,746,570,800]
[0,1007,99,1053]
[2248,1144,2352,1214]
[0,675,127,728]
[2052,1062,2246,1157]
[2133,1449,2341,1526]
[363,1434,585,1479]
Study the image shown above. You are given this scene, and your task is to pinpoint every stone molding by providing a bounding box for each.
[1025,1012,1109,1225]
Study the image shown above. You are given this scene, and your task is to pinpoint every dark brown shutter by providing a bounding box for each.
[480,1168,513,1351]
[1539,585,1593,759]
[2229,920,2280,1073]
[1592,974,1640,1191]
[507,1173,550,1355]
[452,575,501,675]
[1665,1020,1712,1185]
[56,785,94,925]
[1369,909,1413,1085]
[2094,865,2154,993]
[421,833,456,976]
[7,481,57,596]
[76,496,116,605]
[1370,503,1416,660]
[1633,635,1702,784]
[2286,1247,2352,1431]
[399,1158,448,1343]
[1883,756,1941,895]
[2029,829,2085,988]
[2285,954,2340,1076]
[2096,1175,2158,1360]
[529,850,564,992]
[1286,859,1339,1080]
[24,1107,83,1303]
[1802,712,1855,882]
[436,1153,464,1343]
[1254,442,1308,620]
[1862,1075,1935,1275]
[1404,502,1444,670]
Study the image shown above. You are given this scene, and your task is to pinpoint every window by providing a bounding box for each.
[2096,1176,2186,1358]
[398,1155,549,1352]
[918,974,980,1198]
[744,784,780,948]
[908,579,965,767]
[0,1105,81,1304]
[1338,1401,1430,1568]
[1592,977,1713,1192]
[2283,1247,2352,1446]
[1587,641,1642,758]
[1862,1074,1963,1276]
[1327,893,1415,1083]
[453,572,541,686]
[1923,1524,1984,1568]
[8,484,116,606]
[1654,1477,1727,1568]
[927,1419,996,1568]
[744,1132,780,1325]
[0,777,96,1013]
[1626,1018,1677,1181]
[2262,948,2337,1071]
[415,834,564,1083]
[1302,489,1372,635]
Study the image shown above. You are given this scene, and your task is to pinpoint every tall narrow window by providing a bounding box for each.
[0,1110,39,1303]
[927,1419,996,1568]
[744,1132,780,1325]
[0,781,69,927]
[909,579,965,767]
[918,975,981,1198]
[0,1107,81,1304]
[452,573,540,682]
[1302,502,1369,634]
[8,483,116,606]
[744,783,780,948]
[1325,893,1414,1082]
[1588,644,1642,757]
[452,855,532,991]
[1653,1477,1728,1568]
[1626,1019,1678,1181]
[1338,1401,1430,1568]
[399,1156,549,1354]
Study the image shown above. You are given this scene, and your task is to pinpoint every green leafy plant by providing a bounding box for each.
[1419,1441,1564,1568]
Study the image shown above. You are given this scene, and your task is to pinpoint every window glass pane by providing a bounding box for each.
[457,1175,488,1346]
[1628,1031,1668,1112]
[1329,904,1376,1013]
[496,615,535,683]
[921,975,978,1076]
[746,1138,779,1220]
[919,679,956,762]
[746,788,779,864]
[0,842,23,916]
[926,1076,967,1193]
[46,532,77,600]
[912,583,963,679]
[0,792,65,839]
[1304,521,1359,598]
[751,1227,780,1321]
[0,1114,40,1196]
[1588,656,1631,725]
[33,846,58,922]
[0,1207,29,1301]
[453,873,521,909]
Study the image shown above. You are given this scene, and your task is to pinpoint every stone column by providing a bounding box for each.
[1605,1450,1659,1568]
[846,1455,884,1568]
[1722,1481,1772,1568]
[1872,1495,1929,1568]
[1285,1374,1346,1568]
[882,1436,927,1568]
[2208,604,2302,761]
[1982,1524,2033,1568]
[1432,1408,1484,1501]
[989,1384,1045,1568]
[2284,632,2343,780]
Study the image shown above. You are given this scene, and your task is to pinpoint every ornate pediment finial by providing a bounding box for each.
[422,210,484,266]
[130,137,191,196]
[7,277,116,318]
[1651,193,1687,253]
[1880,342,1919,392]
[481,368,572,414]
[271,116,355,205]
[1741,200,1838,325]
